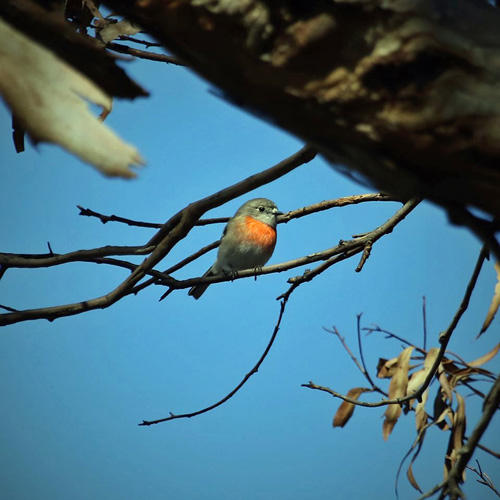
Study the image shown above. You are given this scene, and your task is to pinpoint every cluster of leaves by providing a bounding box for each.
[374,341,498,492]
[309,308,500,498]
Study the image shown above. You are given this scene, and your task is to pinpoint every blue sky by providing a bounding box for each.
[1,50,499,500]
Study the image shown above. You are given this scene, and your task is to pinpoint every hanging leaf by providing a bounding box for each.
[333,387,371,428]
[467,343,500,368]
[407,460,423,493]
[382,346,414,440]
[99,20,142,43]
[444,394,466,479]
[438,364,453,403]
[406,347,440,399]
[478,262,500,337]
[415,389,429,432]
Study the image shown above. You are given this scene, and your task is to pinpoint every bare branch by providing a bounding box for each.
[0,146,316,326]
[278,197,422,302]
[117,35,162,47]
[77,205,162,228]
[78,193,398,229]
[139,298,288,425]
[106,42,185,65]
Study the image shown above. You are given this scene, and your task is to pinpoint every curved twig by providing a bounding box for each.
[139,298,288,426]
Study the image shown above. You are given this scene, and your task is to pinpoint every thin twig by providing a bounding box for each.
[466,460,500,498]
[364,325,427,355]
[106,42,185,65]
[356,314,378,389]
[325,325,386,396]
[423,296,428,352]
[139,298,289,425]
[77,205,162,228]
[118,35,163,47]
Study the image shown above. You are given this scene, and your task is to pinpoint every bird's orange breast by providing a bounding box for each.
[240,216,277,249]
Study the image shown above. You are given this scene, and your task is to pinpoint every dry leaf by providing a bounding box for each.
[415,389,429,432]
[433,390,452,431]
[467,343,500,367]
[407,461,423,493]
[0,19,144,177]
[333,387,370,428]
[478,261,500,337]
[407,347,440,398]
[99,20,142,43]
[438,364,453,403]
[377,357,399,378]
[383,346,414,440]
[444,394,466,479]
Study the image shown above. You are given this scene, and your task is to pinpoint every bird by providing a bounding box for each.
[188,198,283,299]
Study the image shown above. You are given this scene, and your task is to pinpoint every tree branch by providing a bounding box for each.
[106,41,185,65]
[0,146,315,326]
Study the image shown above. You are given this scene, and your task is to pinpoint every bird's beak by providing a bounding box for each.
[275,209,284,216]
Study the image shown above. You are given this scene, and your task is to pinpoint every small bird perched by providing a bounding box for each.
[188,198,283,299]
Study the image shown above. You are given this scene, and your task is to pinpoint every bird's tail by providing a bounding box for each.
[188,268,213,300]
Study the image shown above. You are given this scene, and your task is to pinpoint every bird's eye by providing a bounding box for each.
[258,206,265,212]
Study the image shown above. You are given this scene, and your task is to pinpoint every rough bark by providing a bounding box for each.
[105,0,500,218]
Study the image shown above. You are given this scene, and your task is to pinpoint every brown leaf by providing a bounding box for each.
[377,357,399,378]
[467,342,500,367]
[407,461,423,493]
[333,387,371,428]
[415,389,429,432]
[438,364,453,403]
[478,261,500,337]
[383,346,414,440]
[445,394,466,478]
[407,347,440,398]
[433,390,452,431]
